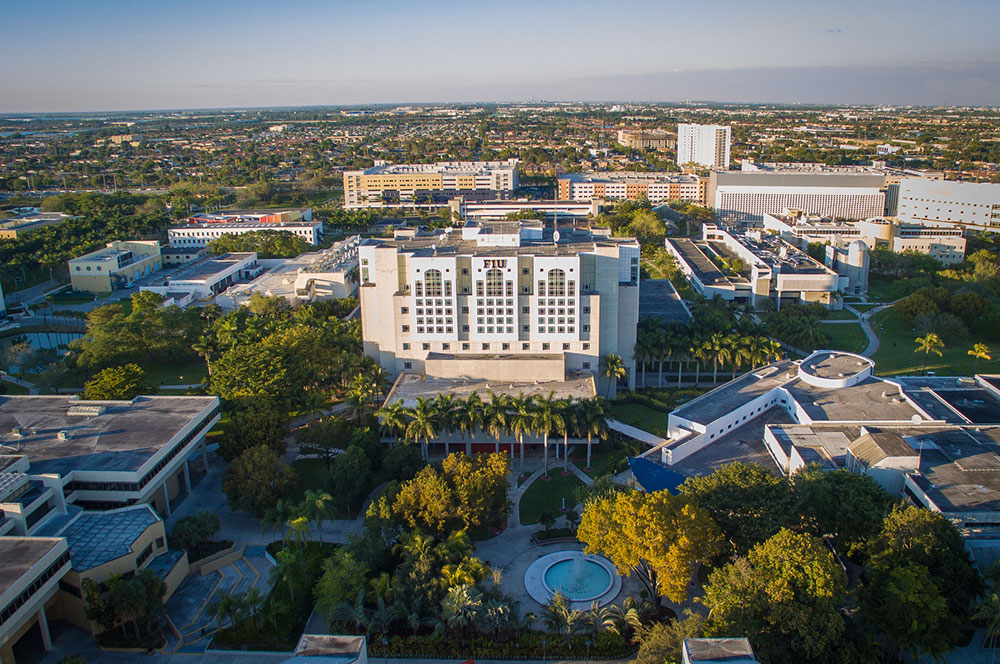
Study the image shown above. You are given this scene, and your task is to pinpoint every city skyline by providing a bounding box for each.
[3,0,1000,112]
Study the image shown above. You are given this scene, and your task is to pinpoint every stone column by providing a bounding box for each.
[37,609,51,651]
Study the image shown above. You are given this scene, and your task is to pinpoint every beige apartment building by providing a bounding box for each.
[68,240,162,293]
[358,219,640,397]
[344,159,518,209]
[617,129,676,151]
[557,172,709,206]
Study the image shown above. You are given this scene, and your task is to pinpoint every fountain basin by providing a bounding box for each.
[523,550,622,608]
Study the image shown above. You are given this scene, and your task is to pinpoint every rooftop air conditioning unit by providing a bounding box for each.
[11,427,23,438]
[57,431,69,440]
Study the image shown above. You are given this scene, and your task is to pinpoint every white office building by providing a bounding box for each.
[711,171,888,223]
[677,124,731,170]
[897,177,1000,233]
[358,219,640,396]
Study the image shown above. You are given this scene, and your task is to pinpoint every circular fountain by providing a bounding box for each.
[524,551,622,608]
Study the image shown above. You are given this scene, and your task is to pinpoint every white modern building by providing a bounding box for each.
[677,123,731,170]
[666,224,843,308]
[141,252,262,302]
[711,171,888,223]
[344,159,518,209]
[168,220,322,248]
[897,178,1000,233]
[216,236,361,309]
[358,219,640,396]
[557,172,709,206]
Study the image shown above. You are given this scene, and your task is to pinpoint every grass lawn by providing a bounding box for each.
[823,308,857,321]
[1,380,30,395]
[865,276,897,302]
[291,458,331,501]
[143,362,208,386]
[821,323,868,354]
[870,308,1000,376]
[585,447,627,479]
[850,303,882,312]
[47,294,95,305]
[519,472,584,525]
[607,402,668,438]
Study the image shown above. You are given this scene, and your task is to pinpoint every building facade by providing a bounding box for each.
[617,129,676,151]
[344,159,518,209]
[358,220,640,396]
[897,178,1000,233]
[677,124,731,170]
[557,172,709,206]
[711,171,889,223]
[666,225,843,308]
[68,241,162,293]
[141,252,262,301]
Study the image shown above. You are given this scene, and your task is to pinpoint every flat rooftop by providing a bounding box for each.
[684,637,757,663]
[767,424,861,470]
[799,352,873,381]
[667,238,732,287]
[0,537,63,599]
[931,388,1000,424]
[377,225,637,257]
[785,377,923,422]
[912,428,1000,514]
[385,371,596,409]
[163,253,255,282]
[58,504,160,571]
[173,221,317,230]
[289,634,366,660]
[672,361,799,424]
[0,395,216,476]
[638,279,692,323]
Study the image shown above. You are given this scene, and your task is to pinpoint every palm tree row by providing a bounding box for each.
[634,319,783,388]
[377,392,609,476]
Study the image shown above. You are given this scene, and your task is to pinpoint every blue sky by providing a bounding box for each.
[2,0,999,111]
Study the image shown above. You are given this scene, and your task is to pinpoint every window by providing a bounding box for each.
[583,343,589,350]
[522,343,530,350]
[547,269,566,297]
[522,267,529,275]
[482,343,490,350]
[442,343,450,350]
[502,343,510,350]
[563,343,570,350]
[422,343,430,350]
[401,307,409,314]
[462,343,470,350]
[404,362,412,369]
[542,343,550,351]
[424,269,443,297]
[583,362,590,369]
[522,306,529,314]
[486,268,504,297]
[402,325,409,333]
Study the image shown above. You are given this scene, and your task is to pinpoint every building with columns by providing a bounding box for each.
[358,220,640,398]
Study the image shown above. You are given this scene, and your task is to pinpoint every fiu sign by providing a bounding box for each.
[482,259,508,269]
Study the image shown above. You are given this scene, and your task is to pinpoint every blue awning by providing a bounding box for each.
[628,457,687,494]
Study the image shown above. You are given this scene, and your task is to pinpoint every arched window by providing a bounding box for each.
[547,269,566,297]
[424,269,443,297]
[485,268,504,297]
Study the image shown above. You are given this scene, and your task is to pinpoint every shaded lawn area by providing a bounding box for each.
[850,303,882,312]
[584,445,628,479]
[143,361,208,386]
[608,402,668,438]
[291,457,331,501]
[870,308,1000,376]
[519,472,584,525]
[822,308,858,321]
[865,276,899,302]
[0,380,29,395]
[821,323,868,354]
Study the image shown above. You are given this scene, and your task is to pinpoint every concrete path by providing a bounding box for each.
[607,418,668,447]
[846,302,894,357]
[0,373,39,394]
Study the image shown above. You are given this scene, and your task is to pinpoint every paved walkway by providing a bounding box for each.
[607,418,668,447]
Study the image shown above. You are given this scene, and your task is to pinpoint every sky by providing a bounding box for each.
[2,0,999,112]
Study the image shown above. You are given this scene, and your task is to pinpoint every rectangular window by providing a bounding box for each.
[482,343,490,350]
[583,362,591,369]
[402,325,409,333]
[563,343,570,350]
[502,343,510,351]
[463,343,470,350]
[422,343,430,350]
[401,307,409,314]
[404,362,412,369]
[542,343,550,351]
[522,343,530,350]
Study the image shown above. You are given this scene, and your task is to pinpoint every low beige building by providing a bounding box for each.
[68,241,162,293]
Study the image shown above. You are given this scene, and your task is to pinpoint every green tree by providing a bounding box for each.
[314,549,370,619]
[702,529,847,664]
[325,445,372,518]
[914,332,945,375]
[219,397,288,461]
[82,363,153,400]
[222,444,297,517]
[792,467,892,552]
[577,489,721,604]
[599,353,627,399]
[679,462,794,556]
[531,391,564,477]
[634,610,705,664]
[859,563,958,662]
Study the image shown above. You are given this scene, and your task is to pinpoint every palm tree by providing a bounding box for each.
[578,398,607,469]
[366,364,390,406]
[599,353,627,399]
[969,343,992,375]
[192,336,214,377]
[633,335,652,388]
[708,332,731,384]
[333,588,370,634]
[455,393,484,456]
[508,393,535,475]
[367,597,400,638]
[482,392,509,456]
[438,584,484,640]
[271,548,308,604]
[301,490,335,541]
[433,393,458,456]
[914,333,945,375]
[729,334,749,379]
[479,599,513,643]
[262,498,294,543]
[542,591,583,648]
[376,401,410,445]
[242,587,264,632]
[405,397,438,460]
[692,339,712,386]
[532,391,564,478]
[581,601,611,639]
[973,594,1000,659]
[207,593,241,630]
[561,399,578,472]
[287,515,311,554]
